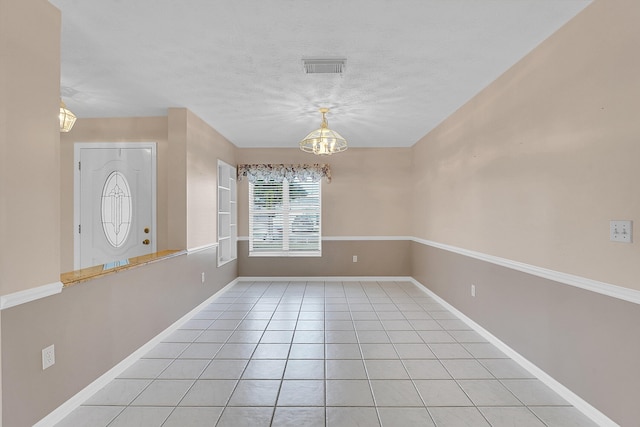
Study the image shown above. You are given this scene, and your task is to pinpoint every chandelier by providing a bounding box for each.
[299,108,347,155]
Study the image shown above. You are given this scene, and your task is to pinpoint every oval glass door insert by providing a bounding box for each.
[101,171,132,247]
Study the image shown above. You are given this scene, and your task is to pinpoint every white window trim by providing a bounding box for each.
[217,160,237,266]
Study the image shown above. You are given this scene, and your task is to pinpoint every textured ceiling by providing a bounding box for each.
[51,0,591,148]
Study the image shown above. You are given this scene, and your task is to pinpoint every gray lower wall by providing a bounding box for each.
[238,240,411,277]
[1,247,236,427]
[411,241,639,427]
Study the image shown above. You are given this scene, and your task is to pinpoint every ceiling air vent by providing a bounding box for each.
[302,58,346,74]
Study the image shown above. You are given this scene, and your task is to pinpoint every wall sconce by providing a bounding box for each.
[59,100,77,132]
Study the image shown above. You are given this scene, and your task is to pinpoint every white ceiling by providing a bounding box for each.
[51,0,591,148]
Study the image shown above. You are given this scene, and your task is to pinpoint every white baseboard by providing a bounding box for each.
[409,277,618,427]
[237,276,413,283]
[33,278,240,427]
[237,236,412,242]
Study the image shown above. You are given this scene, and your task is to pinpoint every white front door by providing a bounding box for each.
[74,143,157,269]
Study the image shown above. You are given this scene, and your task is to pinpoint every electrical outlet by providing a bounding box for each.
[610,220,632,243]
[42,345,55,370]
[471,284,476,297]
[201,272,206,284]
[352,255,358,263]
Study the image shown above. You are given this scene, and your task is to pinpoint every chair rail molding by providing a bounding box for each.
[413,237,640,305]
[0,281,63,310]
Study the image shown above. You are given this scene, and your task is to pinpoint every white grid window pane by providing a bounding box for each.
[249,178,321,257]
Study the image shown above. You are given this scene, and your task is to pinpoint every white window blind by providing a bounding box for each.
[249,177,321,256]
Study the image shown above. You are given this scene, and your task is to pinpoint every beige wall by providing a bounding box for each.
[411,0,640,291]
[408,0,640,424]
[235,148,412,277]
[185,109,236,249]
[59,116,169,272]
[237,148,412,237]
[167,108,237,250]
[167,108,188,249]
[1,1,61,424]
[0,0,61,295]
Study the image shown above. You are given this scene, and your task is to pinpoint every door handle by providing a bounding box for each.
[142,239,150,245]
[144,227,150,234]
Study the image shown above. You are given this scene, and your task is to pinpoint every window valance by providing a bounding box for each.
[237,164,331,183]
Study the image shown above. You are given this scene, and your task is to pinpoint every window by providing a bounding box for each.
[217,161,237,266]
[249,177,321,256]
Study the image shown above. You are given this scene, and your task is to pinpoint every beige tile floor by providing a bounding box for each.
[55,280,598,426]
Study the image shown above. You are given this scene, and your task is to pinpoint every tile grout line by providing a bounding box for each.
[346,281,384,427]
[267,280,302,427]
[378,280,439,426]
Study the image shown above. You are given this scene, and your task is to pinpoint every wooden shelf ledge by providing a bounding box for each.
[60,250,185,287]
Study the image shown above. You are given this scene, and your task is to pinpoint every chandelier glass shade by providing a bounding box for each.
[299,108,347,155]
[59,100,77,132]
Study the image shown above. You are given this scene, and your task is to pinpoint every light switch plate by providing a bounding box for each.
[610,220,632,243]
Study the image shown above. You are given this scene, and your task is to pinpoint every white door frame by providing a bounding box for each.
[73,142,157,270]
